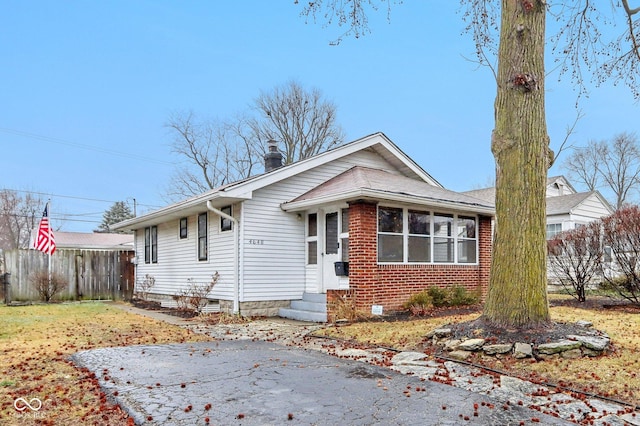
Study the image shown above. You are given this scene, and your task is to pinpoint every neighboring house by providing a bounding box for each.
[53,231,134,251]
[464,177,614,287]
[464,176,614,239]
[112,133,494,322]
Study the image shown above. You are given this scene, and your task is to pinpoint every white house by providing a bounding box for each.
[112,133,494,321]
[463,176,613,239]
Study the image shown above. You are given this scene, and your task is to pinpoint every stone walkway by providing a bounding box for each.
[107,304,639,425]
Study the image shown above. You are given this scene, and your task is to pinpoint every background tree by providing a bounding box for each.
[96,201,135,233]
[166,80,345,201]
[297,1,640,328]
[0,190,43,250]
[248,80,345,164]
[562,140,602,192]
[547,221,604,302]
[563,133,640,209]
[165,111,261,201]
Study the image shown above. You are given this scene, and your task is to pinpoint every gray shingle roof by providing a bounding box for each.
[546,192,595,215]
[289,166,494,212]
[463,187,599,215]
[53,232,133,250]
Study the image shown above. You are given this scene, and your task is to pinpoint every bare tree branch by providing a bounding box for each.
[164,81,345,201]
[249,80,345,164]
[0,190,43,250]
[552,110,584,166]
[296,0,400,45]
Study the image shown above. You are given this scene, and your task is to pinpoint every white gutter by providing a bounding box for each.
[207,200,240,314]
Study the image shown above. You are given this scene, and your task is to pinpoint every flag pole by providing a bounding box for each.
[47,200,52,288]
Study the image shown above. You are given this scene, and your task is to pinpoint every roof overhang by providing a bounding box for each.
[111,192,251,231]
[281,188,495,216]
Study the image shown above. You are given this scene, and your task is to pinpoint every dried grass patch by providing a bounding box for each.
[0,302,212,425]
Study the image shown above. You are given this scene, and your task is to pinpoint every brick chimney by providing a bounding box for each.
[264,139,283,172]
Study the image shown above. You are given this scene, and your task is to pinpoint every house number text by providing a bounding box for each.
[247,239,265,245]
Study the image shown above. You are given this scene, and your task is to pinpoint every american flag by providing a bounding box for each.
[34,204,56,255]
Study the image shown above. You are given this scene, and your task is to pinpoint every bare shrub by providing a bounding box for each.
[547,221,604,302]
[602,206,640,304]
[135,274,155,301]
[330,294,368,323]
[173,273,219,314]
[31,271,67,302]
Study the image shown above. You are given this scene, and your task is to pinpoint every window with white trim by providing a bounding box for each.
[179,217,188,239]
[220,205,233,232]
[307,213,318,265]
[198,213,208,261]
[377,206,478,264]
[144,226,158,264]
[433,213,454,262]
[456,216,477,263]
[546,223,562,240]
[340,208,349,262]
[378,207,404,262]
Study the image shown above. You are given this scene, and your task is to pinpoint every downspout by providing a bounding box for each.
[207,201,240,314]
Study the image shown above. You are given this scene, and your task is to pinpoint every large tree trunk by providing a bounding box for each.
[483,0,551,327]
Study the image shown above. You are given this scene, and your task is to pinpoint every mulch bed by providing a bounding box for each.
[129,298,198,318]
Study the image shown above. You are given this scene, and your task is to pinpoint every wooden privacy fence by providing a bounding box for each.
[2,248,135,301]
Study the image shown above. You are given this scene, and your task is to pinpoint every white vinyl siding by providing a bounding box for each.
[546,194,612,239]
[134,211,236,301]
[569,194,613,222]
[239,149,402,301]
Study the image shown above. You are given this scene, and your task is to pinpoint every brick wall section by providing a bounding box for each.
[327,201,492,320]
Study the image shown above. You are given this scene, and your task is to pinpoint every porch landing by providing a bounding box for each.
[278,292,327,323]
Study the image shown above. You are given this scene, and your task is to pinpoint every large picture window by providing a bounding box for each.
[377,206,478,264]
[198,213,208,261]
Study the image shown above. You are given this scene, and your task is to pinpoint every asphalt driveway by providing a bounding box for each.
[71,340,569,425]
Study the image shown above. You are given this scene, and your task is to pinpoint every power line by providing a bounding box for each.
[0,126,174,165]
[1,188,161,210]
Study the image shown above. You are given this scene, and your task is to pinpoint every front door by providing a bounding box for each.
[321,210,341,291]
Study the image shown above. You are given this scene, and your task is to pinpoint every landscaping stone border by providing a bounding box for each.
[425,320,611,361]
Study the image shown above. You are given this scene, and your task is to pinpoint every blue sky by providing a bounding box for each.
[2,1,638,232]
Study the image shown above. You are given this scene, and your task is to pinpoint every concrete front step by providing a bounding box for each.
[299,292,327,304]
[278,293,327,323]
[278,307,327,323]
[290,299,326,313]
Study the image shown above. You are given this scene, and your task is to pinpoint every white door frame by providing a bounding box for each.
[319,206,345,292]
